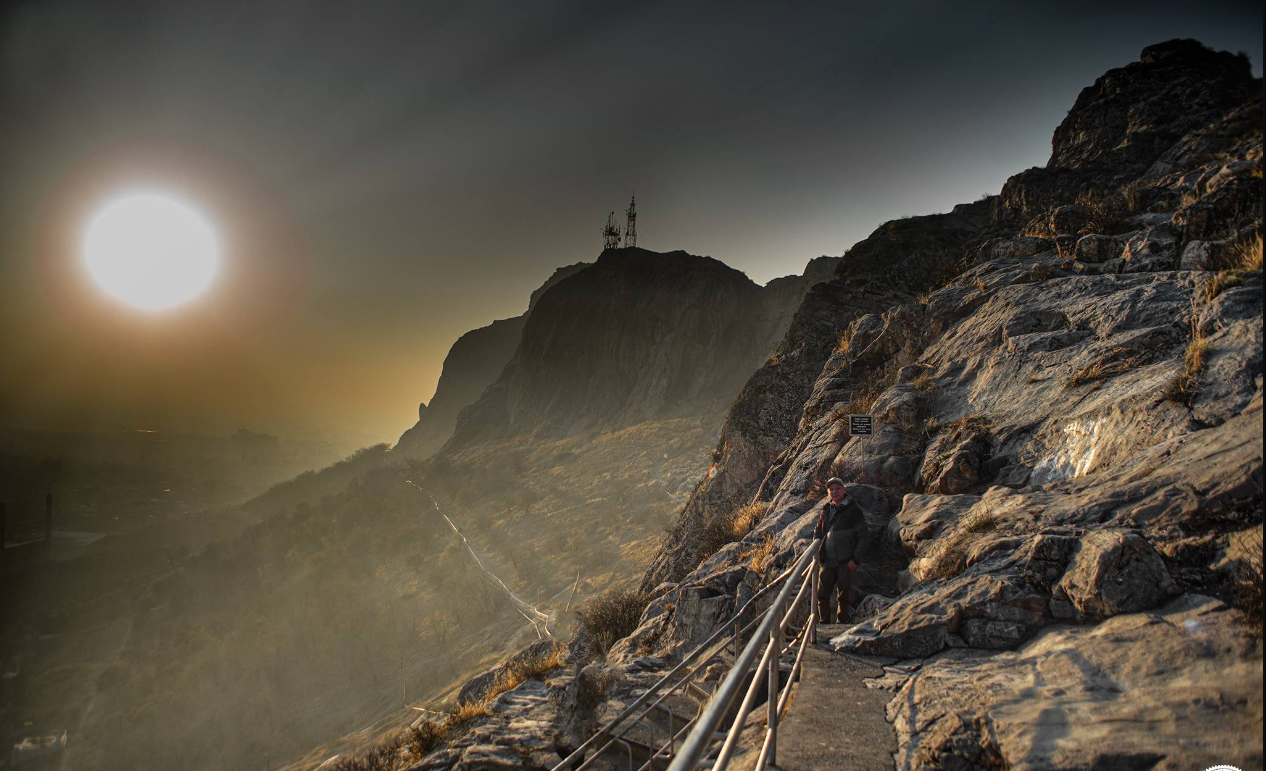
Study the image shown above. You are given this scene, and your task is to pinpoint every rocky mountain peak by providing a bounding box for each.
[1049,38,1257,175]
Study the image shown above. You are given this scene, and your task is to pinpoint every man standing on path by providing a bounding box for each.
[813,477,871,624]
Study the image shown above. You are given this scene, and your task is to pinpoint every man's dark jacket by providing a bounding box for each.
[813,497,870,567]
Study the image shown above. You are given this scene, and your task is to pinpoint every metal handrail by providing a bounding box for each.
[667,538,822,771]
[551,552,806,771]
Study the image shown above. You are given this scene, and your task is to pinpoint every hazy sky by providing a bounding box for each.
[0,0,1260,444]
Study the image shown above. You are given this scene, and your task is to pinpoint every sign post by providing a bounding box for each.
[848,414,874,436]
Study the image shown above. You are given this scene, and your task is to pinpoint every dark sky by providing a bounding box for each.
[0,0,1261,443]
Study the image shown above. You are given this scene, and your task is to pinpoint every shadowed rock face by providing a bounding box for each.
[442,248,838,452]
[998,39,1259,228]
[1049,39,1256,174]
[395,263,588,458]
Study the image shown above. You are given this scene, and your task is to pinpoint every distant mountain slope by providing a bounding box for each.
[443,248,838,452]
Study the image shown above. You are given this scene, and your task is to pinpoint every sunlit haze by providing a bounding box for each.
[0,0,1261,443]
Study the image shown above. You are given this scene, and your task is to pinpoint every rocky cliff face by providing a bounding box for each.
[442,248,839,453]
[395,263,588,458]
[628,38,1263,770]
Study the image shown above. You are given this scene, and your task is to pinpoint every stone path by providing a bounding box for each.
[773,625,896,771]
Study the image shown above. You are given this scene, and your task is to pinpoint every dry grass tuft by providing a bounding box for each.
[925,413,992,437]
[1204,270,1246,302]
[499,646,566,689]
[1162,315,1209,405]
[836,328,854,354]
[1229,232,1263,272]
[921,508,998,581]
[324,644,566,771]
[910,372,938,393]
[696,501,771,560]
[828,364,900,426]
[740,532,779,575]
[973,277,988,292]
[1066,347,1141,388]
[1203,233,1261,302]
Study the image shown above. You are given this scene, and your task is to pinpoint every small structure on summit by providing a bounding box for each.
[601,211,622,250]
[600,194,639,250]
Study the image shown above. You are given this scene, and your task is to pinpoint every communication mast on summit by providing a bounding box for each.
[623,193,637,248]
[602,211,622,250]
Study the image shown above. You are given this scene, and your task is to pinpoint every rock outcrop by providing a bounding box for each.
[396,263,589,458]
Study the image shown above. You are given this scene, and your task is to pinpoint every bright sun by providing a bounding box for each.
[82,190,221,311]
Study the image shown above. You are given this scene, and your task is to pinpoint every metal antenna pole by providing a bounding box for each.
[624,193,637,248]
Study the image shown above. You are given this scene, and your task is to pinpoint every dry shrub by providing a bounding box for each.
[327,721,448,771]
[1075,187,1135,235]
[1066,347,1141,387]
[922,508,998,581]
[577,589,650,654]
[911,371,937,393]
[1230,528,1263,639]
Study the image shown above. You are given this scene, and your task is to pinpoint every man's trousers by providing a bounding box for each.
[817,561,855,624]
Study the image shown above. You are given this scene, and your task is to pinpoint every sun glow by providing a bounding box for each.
[82,191,221,311]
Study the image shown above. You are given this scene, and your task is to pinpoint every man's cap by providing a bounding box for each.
[825,477,846,489]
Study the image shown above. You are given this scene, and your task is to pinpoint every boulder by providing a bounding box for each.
[974,236,1052,261]
[1055,530,1179,620]
[1073,233,1126,263]
[1049,204,1092,235]
[887,595,1263,771]
[457,640,561,705]
[1179,239,1217,270]
[1120,225,1180,272]
[919,427,992,495]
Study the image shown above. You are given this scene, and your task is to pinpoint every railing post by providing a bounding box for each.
[767,604,780,766]
[667,708,674,764]
[810,555,819,644]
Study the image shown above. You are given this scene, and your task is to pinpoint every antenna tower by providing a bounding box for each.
[623,193,637,248]
[602,211,622,250]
